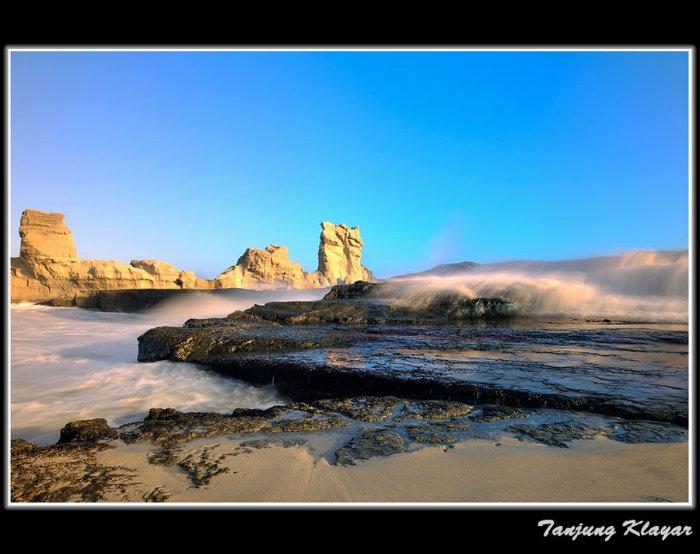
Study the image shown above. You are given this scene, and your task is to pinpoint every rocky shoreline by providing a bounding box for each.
[11,395,687,502]
[136,282,688,426]
[11,281,689,502]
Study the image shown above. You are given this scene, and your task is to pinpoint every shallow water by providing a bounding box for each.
[10,289,327,444]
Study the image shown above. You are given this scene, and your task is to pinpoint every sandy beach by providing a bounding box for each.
[93,435,688,503]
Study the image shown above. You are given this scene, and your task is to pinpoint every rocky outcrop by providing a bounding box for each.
[214,245,328,290]
[19,210,78,261]
[11,209,375,303]
[213,223,375,290]
[317,222,374,284]
[58,418,118,444]
[129,259,210,289]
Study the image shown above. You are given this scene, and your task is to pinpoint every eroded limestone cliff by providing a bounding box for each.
[213,224,374,290]
[318,222,374,284]
[10,209,374,303]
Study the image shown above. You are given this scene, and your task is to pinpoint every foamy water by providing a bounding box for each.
[10,289,327,444]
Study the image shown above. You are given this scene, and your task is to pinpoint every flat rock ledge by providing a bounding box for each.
[136,283,687,426]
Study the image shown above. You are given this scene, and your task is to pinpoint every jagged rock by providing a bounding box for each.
[318,222,373,284]
[214,222,376,290]
[242,286,522,324]
[214,244,326,289]
[11,398,687,501]
[11,209,375,303]
[323,280,383,299]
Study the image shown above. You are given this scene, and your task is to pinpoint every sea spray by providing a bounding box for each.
[390,250,688,321]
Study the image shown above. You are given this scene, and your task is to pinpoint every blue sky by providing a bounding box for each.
[10,50,689,278]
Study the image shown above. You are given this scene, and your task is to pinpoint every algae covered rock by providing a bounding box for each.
[58,418,118,444]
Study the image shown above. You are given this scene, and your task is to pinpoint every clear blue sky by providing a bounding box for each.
[10,50,689,278]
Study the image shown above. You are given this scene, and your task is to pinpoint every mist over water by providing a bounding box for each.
[392,250,689,321]
[10,289,328,445]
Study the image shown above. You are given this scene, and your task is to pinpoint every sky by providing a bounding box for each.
[10,50,690,279]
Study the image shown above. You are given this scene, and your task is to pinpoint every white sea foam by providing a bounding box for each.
[10,289,327,444]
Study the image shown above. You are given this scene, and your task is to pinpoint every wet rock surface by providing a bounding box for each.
[137,287,688,425]
[10,439,134,502]
[334,427,406,466]
[11,395,688,501]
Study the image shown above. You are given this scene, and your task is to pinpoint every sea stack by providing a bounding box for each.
[10,208,375,303]
[317,222,374,285]
[19,210,79,262]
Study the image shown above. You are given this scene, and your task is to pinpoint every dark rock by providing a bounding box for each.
[121,408,272,447]
[42,289,208,312]
[405,425,459,445]
[395,400,475,421]
[467,404,529,422]
[11,438,38,454]
[137,319,687,426]
[324,281,384,300]
[506,421,612,448]
[11,440,131,502]
[609,420,688,443]
[313,396,402,422]
[58,418,118,444]
[243,294,521,325]
[334,427,406,466]
[12,394,690,500]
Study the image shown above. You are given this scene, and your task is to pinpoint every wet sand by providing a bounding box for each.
[97,436,689,503]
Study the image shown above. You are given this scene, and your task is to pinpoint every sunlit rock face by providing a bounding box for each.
[19,209,78,262]
[11,209,209,302]
[214,245,324,290]
[214,223,376,290]
[317,222,374,285]
[129,259,211,289]
[11,209,375,302]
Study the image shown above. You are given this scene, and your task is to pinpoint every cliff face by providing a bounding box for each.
[11,209,374,303]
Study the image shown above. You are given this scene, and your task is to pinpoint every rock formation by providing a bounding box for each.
[214,245,325,290]
[11,208,375,303]
[318,222,374,284]
[213,223,374,290]
[18,210,78,261]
